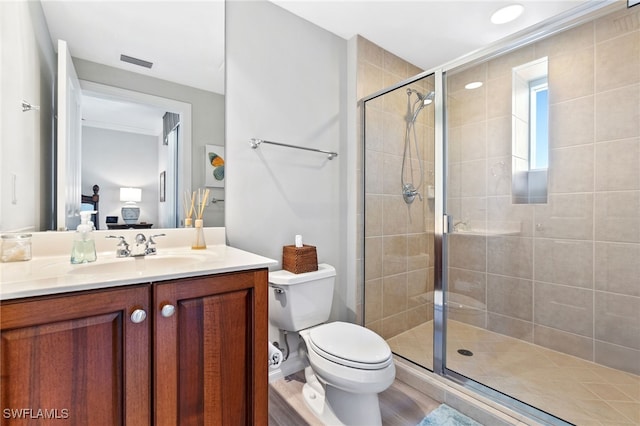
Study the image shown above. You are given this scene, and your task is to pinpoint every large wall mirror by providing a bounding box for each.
[0,1,225,233]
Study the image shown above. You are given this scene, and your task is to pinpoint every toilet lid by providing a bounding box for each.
[308,322,392,370]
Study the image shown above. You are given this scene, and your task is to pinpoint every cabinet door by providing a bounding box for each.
[154,269,268,426]
[0,285,151,425]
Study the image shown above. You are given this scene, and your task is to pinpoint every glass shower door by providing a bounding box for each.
[443,5,640,424]
[363,73,436,372]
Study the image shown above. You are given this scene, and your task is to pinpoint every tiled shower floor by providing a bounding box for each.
[387,321,640,425]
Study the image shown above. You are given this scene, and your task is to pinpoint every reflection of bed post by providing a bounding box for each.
[81,185,100,229]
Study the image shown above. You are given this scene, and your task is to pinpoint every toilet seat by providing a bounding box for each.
[308,322,392,370]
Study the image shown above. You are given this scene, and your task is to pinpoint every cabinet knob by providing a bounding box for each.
[130,308,147,324]
[160,304,176,318]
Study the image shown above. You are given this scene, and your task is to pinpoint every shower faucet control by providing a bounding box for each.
[402,183,422,204]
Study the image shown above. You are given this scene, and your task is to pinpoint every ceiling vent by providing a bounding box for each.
[120,54,153,69]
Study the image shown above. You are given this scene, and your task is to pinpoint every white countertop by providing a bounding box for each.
[0,227,277,301]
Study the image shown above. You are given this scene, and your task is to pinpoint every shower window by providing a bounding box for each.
[512,57,548,204]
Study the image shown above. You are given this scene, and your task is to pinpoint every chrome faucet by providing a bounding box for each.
[107,233,166,257]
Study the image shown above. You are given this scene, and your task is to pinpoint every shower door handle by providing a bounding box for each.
[442,215,452,234]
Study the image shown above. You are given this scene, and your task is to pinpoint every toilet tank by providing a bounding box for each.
[268,263,336,332]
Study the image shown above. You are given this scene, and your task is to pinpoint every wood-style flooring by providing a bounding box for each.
[268,371,440,426]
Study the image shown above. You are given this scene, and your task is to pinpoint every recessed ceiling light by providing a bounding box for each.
[465,81,483,90]
[491,4,524,25]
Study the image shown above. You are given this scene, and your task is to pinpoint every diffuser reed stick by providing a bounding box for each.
[183,191,196,227]
[192,188,210,250]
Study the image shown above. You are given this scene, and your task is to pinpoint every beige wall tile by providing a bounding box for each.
[487,274,533,321]
[595,6,640,43]
[408,233,429,271]
[487,236,533,279]
[534,239,593,289]
[364,236,382,280]
[383,273,408,318]
[357,35,383,67]
[487,116,511,158]
[549,144,594,194]
[381,311,407,339]
[407,269,429,306]
[595,138,640,191]
[383,235,407,276]
[536,21,594,57]
[535,281,594,337]
[595,242,640,297]
[450,85,487,127]
[365,149,384,194]
[534,324,593,361]
[382,153,402,195]
[359,61,385,100]
[364,278,383,323]
[595,340,640,376]
[458,122,487,162]
[487,44,536,80]
[549,96,594,148]
[449,267,487,306]
[364,106,384,152]
[595,84,640,142]
[447,306,486,328]
[594,290,640,349]
[595,191,640,243]
[407,305,430,329]
[364,194,383,237]
[548,47,594,103]
[487,312,534,342]
[460,159,487,197]
[486,76,511,119]
[596,32,640,93]
[534,193,594,240]
[382,111,405,156]
[382,195,408,235]
[487,196,534,237]
[449,234,486,272]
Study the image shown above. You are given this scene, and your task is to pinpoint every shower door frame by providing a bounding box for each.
[361,1,622,424]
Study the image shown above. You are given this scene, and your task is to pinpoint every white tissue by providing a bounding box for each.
[268,341,283,369]
[295,234,303,248]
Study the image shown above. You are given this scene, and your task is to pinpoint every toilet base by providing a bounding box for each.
[302,367,383,426]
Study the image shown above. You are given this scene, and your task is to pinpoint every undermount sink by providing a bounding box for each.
[69,254,207,275]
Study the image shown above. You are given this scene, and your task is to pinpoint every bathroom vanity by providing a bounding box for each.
[0,228,276,425]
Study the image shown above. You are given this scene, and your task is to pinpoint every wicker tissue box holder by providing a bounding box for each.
[282,244,318,274]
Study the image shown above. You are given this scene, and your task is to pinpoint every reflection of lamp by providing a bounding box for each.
[120,187,142,224]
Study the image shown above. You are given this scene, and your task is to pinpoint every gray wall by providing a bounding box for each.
[225,0,350,343]
[0,0,56,232]
[82,127,160,230]
[73,58,225,225]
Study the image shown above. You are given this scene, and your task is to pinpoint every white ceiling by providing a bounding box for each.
[272,0,603,72]
[40,0,225,95]
[39,0,609,132]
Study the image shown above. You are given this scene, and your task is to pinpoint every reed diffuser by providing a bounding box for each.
[192,188,210,250]
[183,191,196,228]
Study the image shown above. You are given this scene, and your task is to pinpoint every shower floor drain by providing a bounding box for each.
[457,349,473,356]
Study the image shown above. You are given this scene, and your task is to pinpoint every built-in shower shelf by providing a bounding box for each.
[453,221,521,236]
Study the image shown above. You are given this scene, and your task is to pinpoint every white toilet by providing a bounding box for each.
[269,264,395,426]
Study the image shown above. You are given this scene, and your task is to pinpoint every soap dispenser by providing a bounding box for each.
[71,211,97,264]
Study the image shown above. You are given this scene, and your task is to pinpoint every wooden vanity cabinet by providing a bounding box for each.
[153,269,269,426]
[0,285,151,425]
[0,268,268,426]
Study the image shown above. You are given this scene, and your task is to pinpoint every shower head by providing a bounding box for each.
[406,88,435,106]
[422,91,435,105]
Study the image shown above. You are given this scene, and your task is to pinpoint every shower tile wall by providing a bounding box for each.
[358,36,436,340]
[447,5,640,375]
